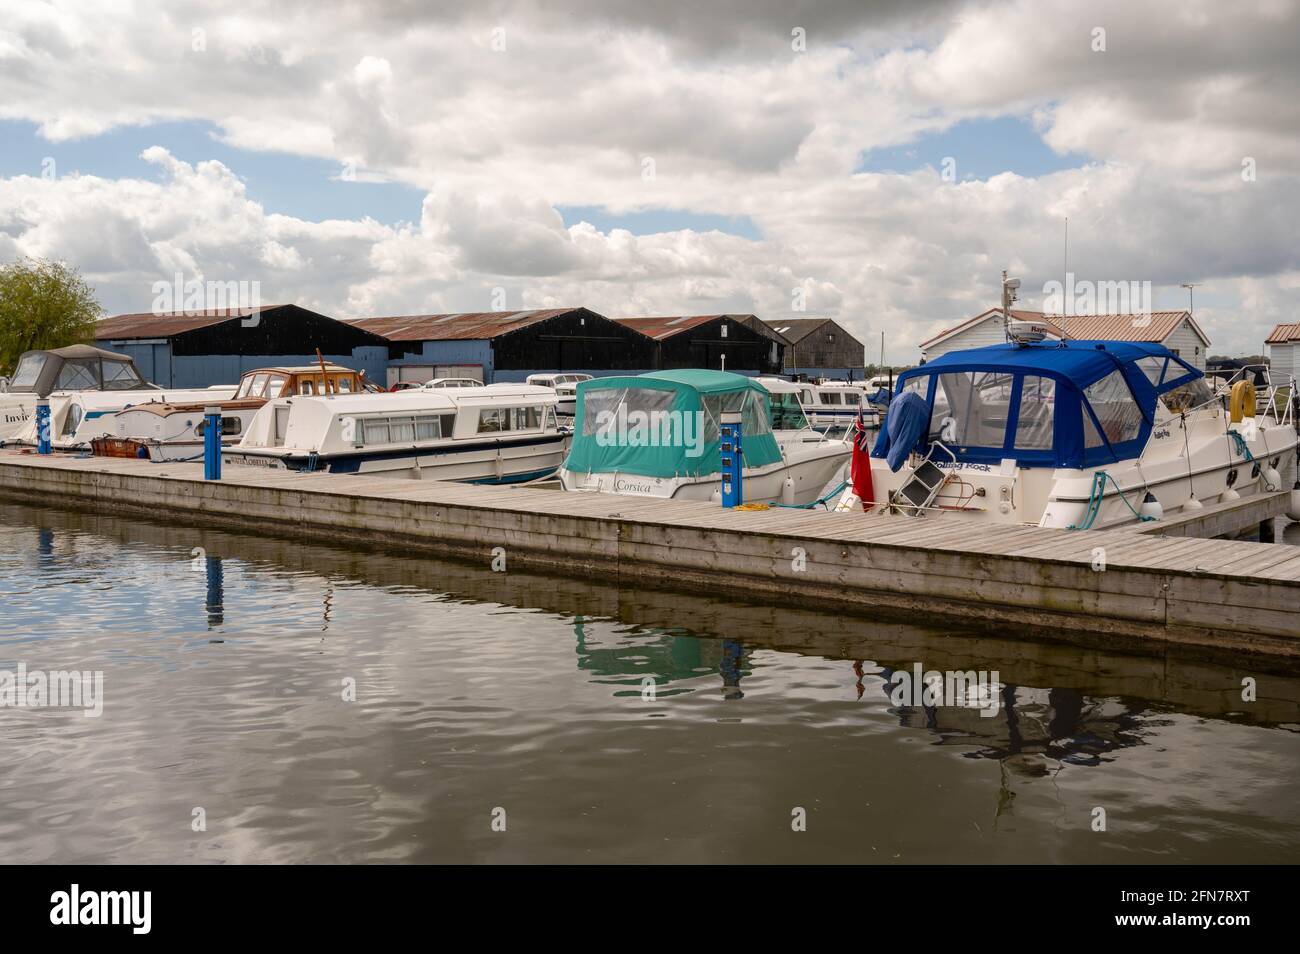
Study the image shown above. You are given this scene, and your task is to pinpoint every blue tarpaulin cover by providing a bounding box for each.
[872,389,931,471]
[887,340,1202,469]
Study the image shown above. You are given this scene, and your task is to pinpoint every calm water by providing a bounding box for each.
[0,500,1297,864]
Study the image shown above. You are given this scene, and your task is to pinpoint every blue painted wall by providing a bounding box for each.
[96,345,391,388]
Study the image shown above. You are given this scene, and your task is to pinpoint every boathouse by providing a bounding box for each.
[921,308,1211,369]
[349,308,656,386]
[763,317,865,380]
[94,305,391,388]
[613,315,785,375]
[1266,323,1300,381]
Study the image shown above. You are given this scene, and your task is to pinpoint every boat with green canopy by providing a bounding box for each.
[557,369,850,505]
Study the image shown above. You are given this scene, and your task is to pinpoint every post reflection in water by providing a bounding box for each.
[1,499,1297,864]
[204,555,224,628]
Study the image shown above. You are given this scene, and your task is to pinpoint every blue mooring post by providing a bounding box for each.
[719,411,743,507]
[35,398,51,454]
[203,406,222,480]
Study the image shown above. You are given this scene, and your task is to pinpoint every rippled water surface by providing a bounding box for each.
[0,500,1297,864]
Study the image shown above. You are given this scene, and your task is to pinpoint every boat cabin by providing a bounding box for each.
[883,340,1210,469]
[232,364,367,401]
[8,344,153,396]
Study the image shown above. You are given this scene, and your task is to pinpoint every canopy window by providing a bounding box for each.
[101,360,145,390]
[56,360,100,391]
[1083,370,1143,445]
[768,392,808,430]
[1013,376,1055,450]
[580,387,676,437]
[10,354,46,389]
[927,371,1015,449]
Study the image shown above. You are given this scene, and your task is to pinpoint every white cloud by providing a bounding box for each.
[0,0,1296,358]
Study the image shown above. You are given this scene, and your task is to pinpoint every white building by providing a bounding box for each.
[919,308,1211,370]
[1266,322,1300,381]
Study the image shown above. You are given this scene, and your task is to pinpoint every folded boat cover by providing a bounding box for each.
[872,390,930,472]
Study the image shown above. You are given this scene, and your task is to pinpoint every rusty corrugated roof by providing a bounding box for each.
[96,306,280,339]
[1266,322,1300,344]
[348,309,584,341]
[1050,311,1205,344]
[612,315,735,340]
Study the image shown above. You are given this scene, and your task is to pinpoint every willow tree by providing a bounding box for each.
[0,258,103,375]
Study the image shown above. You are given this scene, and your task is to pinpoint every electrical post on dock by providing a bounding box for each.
[203,406,222,481]
[35,398,51,455]
[720,411,743,507]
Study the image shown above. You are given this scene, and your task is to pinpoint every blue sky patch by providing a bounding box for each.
[856,115,1087,180]
[0,119,425,226]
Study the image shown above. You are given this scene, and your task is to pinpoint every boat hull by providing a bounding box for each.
[223,433,567,483]
[558,441,851,506]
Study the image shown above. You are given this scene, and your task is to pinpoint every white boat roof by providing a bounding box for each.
[754,377,802,394]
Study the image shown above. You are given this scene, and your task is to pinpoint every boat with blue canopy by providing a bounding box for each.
[558,369,851,505]
[845,338,1298,529]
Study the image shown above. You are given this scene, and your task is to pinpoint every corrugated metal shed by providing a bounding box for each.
[613,315,734,340]
[1266,322,1300,344]
[349,310,583,342]
[95,306,280,339]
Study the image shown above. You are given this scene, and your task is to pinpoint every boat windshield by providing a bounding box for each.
[9,353,46,390]
[101,359,145,390]
[769,391,809,430]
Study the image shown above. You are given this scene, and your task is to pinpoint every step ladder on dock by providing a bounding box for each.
[888,442,956,516]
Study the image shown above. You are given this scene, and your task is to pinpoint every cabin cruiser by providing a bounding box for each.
[526,373,592,417]
[94,364,369,461]
[777,379,879,430]
[1,345,235,450]
[1,344,173,441]
[222,383,565,482]
[850,338,1299,530]
[557,370,851,506]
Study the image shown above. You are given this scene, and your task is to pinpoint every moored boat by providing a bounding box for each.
[852,338,1299,529]
[526,373,593,417]
[96,363,370,461]
[557,370,851,505]
[222,383,565,482]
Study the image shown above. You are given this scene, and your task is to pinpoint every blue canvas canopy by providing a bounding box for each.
[883,340,1203,469]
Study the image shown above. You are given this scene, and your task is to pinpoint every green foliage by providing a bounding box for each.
[0,258,103,375]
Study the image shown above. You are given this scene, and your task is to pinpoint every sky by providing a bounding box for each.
[1,0,1298,359]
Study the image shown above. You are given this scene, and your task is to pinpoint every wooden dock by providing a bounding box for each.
[1,450,1297,658]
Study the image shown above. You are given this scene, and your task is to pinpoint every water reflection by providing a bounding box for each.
[0,499,1297,864]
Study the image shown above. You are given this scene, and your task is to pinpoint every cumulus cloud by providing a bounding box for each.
[0,0,1297,357]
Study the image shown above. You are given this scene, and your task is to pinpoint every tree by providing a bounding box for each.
[0,258,103,375]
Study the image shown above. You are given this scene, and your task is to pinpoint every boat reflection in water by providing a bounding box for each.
[3,499,1298,863]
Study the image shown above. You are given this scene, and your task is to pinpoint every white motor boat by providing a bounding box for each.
[0,344,217,442]
[96,364,370,461]
[781,379,880,430]
[854,338,1299,530]
[557,370,851,506]
[222,383,566,482]
[526,373,592,417]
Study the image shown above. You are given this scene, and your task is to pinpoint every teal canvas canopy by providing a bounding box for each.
[563,369,783,478]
